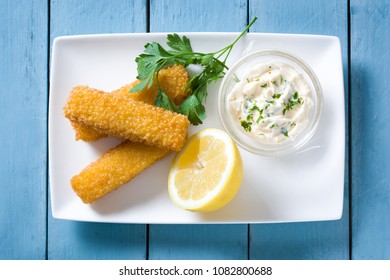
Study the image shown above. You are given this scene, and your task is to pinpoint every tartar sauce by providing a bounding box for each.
[227,62,313,144]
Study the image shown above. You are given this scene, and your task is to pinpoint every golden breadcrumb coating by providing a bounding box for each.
[71,141,171,203]
[64,86,190,151]
[70,121,103,142]
[110,79,158,104]
[70,64,190,141]
[158,64,190,105]
[70,80,157,141]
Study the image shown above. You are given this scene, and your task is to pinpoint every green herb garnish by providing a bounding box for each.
[249,104,261,112]
[248,104,264,124]
[131,17,258,125]
[241,120,252,132]
[256,113,264,124]
[282,91,304,115]
[281,127,289,137]
[272,93,282,99]
[261,83,268,88]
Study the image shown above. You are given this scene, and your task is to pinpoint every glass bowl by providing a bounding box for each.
[218,50,323,156]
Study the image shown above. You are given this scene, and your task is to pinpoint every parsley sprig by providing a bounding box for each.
[131,17,258,125]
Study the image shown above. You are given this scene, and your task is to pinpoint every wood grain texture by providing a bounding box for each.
[149,225,248,260]
[350,0,390,259]
[50,0,147,36]
[48,0,147,260]
[149,0,248,260]
[249,0,350,259]
[150,0,248,32]
[0,0,48,260]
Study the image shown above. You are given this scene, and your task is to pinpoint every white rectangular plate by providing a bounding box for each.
[49,33,345,223]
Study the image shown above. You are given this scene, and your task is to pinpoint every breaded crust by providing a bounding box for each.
[71,141,171,203]
[158,64,190,105]
[70,80,157,141]
[64,86,190,151]
[70,64,190,141]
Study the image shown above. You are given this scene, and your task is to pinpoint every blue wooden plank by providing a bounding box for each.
[0,0,48,260]
[249,0,350,259]
[48,0,147,260]
[50,0,147,36]
[149,225,248,260]
[351,0,390,259]
[149,0,248,260]
[150,0,248,32]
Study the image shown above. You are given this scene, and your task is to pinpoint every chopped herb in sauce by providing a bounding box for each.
[227,62,312,144]
[249,104,261,113]
[272,93,282,99]
[281,127,289,137]
[248,104,264,124]
[283,91,304,115]
[256,114,264,124]
[240,120,252,132]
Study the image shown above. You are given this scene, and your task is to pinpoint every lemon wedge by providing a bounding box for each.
[168,128,243,212]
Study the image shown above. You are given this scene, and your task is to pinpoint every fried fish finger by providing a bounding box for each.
[64,86,190,151]
[70,64,190,141]
[71,141,171,203]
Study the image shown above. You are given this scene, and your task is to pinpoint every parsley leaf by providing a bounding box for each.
[167,34,193,53]
[155,88,179,113]
[131,17,258,125]
[179,95,206,126]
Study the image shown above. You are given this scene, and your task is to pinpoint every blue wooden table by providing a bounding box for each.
[1,0,389,260]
